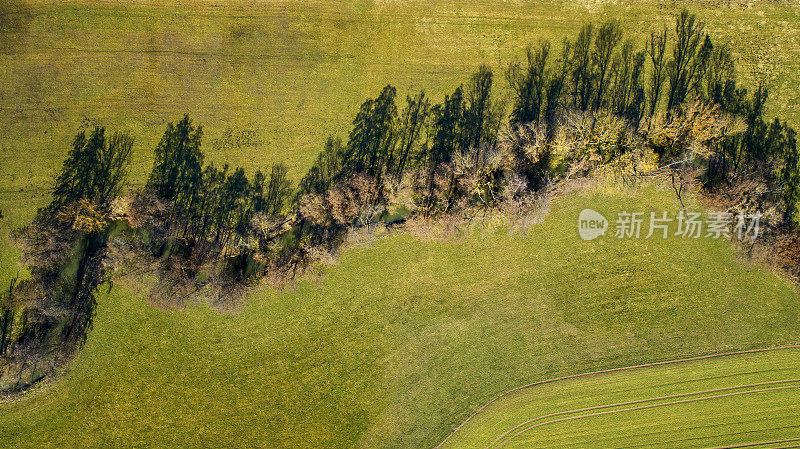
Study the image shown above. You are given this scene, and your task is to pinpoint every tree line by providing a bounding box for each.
[2,9,799,393]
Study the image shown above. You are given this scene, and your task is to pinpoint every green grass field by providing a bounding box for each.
[1,185,799,448]
[1,0,799,282]
[2,1,800,447]
[1,0,799,192]
[440,346,800,448]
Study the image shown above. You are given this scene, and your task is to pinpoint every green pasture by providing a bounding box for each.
[0,0,798,192]
[2,0,799,281]
[1,185,798,448]
[1,1,800,447]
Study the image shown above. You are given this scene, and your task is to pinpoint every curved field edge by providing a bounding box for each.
[0,185,799,448]
[439,346,800,449]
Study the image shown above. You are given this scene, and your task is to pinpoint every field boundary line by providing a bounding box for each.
[435,344,800,448]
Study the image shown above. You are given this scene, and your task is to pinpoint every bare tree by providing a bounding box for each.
[592,20,623,111]
[647,26,668,119]
[666,10,713,114]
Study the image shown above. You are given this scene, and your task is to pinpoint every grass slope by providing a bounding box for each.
[3,0,799,287]
[440,347,800,448]
[1,185,798,448]
[1,0,798,192]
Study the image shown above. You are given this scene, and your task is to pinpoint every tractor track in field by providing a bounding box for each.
[708,437,800,448]
[487,379,800,448]
[435,345,800,448]
[565,416,800,449]
[496,384,800,448]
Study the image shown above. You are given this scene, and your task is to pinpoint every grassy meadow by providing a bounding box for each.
[1,0,799,281]
[1,185,799,447]
[2,1,800,447]
[1,0,799,190]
